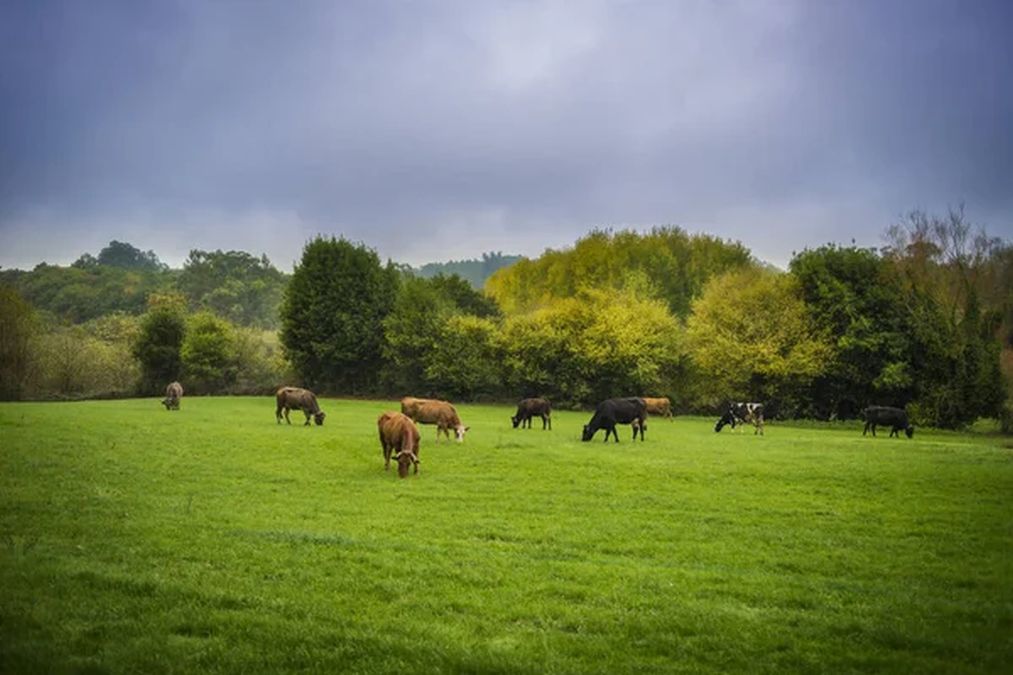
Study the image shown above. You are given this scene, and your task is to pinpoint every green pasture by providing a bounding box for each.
[1,397,1010,673]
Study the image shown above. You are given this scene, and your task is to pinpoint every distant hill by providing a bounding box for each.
[414,252,523,289]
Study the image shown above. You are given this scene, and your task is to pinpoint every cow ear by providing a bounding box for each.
[464,426,471,431]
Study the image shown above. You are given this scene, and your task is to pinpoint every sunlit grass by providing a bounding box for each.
[1,397,1010,673]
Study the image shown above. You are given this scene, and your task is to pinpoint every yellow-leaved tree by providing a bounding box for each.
[686,268,832,411]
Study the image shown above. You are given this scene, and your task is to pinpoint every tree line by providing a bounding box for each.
[1,214,1009,430]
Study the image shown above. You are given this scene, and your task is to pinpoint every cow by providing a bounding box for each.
[276,387,326,426]
[642,396,673,421]
[714,402,764,435]
[161,381,183,410]
[512,397,552,430]
[404,398,469,442]
[862,406,914,438]
[378,412,421,478]
[582,397,647,442]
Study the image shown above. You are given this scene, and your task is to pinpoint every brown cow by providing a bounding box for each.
[161,381,183,410]
[276,387,326,426]
[378,412,421,478]
[642,396,673,420]
[403,398,469,442]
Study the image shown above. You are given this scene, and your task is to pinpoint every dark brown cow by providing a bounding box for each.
[378,412,421,478]
[642,396,673,420]
[161,381,183,410]
[276,387,326,426]
[405,399,469,442]
[512,397,552,429]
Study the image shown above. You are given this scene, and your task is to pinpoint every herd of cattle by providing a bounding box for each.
[159,382,916,478]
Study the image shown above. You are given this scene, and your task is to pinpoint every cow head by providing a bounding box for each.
[905,425,914,438]
[511,415,521,428]
[161,398,171,410]
[581,425,594,442]
[454,425,469,442]
[395,450,417,478]
[314,411,326,426]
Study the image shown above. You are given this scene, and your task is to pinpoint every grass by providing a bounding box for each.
[1,397,1011,674]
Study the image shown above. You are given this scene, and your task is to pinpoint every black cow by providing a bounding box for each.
[582,397,647,442]
[862,406,914,438]
[512,397,552,430]
[714,402,764,435]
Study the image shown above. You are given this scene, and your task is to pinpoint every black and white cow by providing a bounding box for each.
[714,402,764,435]
[862,406,914,438]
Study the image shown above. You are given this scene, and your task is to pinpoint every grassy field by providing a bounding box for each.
[1,397,1010,674]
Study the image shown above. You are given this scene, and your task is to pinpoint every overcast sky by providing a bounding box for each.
[1,0,1010,271]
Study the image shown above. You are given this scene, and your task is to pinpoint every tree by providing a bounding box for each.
[423,315,502,399]
[181,312,237,394]
[177,249,287,328]
[0,286,37,400]
[133,295,186,394]
[789,246,911,418]
[97,240,166,271]
[685,268,832,413]
[280,237,398,392]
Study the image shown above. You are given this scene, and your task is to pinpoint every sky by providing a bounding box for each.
[1,0,1011,271]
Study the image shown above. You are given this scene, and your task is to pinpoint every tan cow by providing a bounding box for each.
[378,412,421,478]
[162,381,183,410]
[276,387,326,426]
[403,398,469,442]
[642,396,673,420]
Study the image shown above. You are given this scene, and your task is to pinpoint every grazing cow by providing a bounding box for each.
[714,402,764,435]
[642,396,673,421]
[862,406,914,438]
[161,381,183,410]
[405,399,469,442]
[378,412,421,478]
[512,397,552,430]
[582,397,647,442]
[276,387,326,426]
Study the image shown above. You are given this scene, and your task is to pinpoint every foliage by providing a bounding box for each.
[132,298,186,394]
[2,398,1010,673]
[177,249,287,328]
[93,240,167,271]
[280,237,398,393]
[0,286,38,400]
[180,312,238,394]
[0,262,174,323]
[415,251,522,288]
[486,227,753,317]
[789,246,912,418]
[232,327,293,395]
[423,315,502,399]
[498,288,684,406]
[686,268,833,412]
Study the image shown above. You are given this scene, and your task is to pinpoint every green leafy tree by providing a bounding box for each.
[181,312,238,394]
[96,240,167,271]
[177,249,287,328]
[423,315,502,399]
[280,237,398,392]
[133,295,187,394]
[789,246,911,418]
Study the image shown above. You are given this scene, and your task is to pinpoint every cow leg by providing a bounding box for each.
[304,410,311,426]
[276,405,283,424]
[284,408,292,425]
[546,414,552,430]
[384,445,391,470]
[862,421,870,436]
[871,424,877,437]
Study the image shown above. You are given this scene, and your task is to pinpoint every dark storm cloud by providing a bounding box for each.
[1,0,1010,270]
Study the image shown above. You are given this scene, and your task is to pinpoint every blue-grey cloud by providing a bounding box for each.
[1,0,1010,271]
